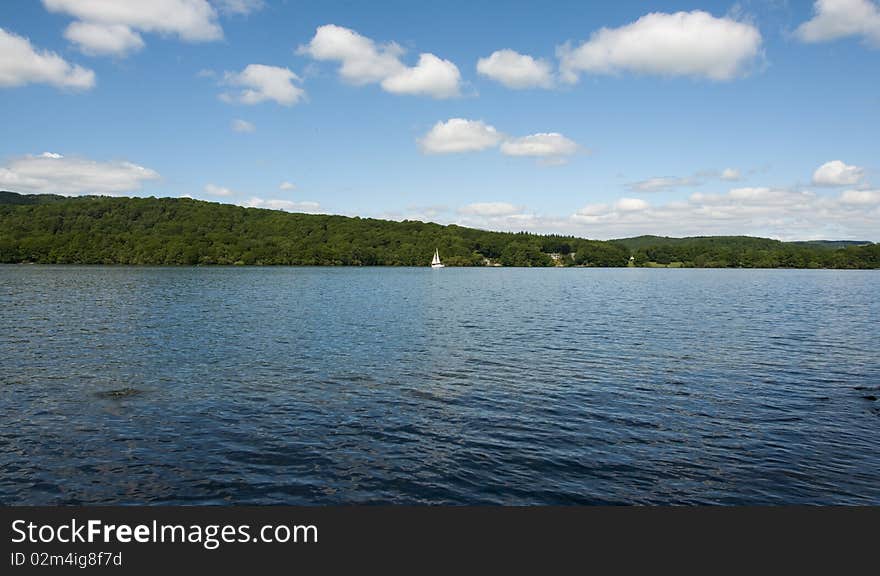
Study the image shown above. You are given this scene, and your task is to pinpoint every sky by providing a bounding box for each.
[0,0,878,240]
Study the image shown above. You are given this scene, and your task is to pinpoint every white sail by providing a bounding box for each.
[431,248,444,268]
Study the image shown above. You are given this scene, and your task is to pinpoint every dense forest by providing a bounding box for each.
[616,235,879,269]
[0,192,877,268]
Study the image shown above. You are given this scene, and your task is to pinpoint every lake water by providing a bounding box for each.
[1,266,878,505]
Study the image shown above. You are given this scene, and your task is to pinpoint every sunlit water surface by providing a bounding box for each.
[1,266,878,504]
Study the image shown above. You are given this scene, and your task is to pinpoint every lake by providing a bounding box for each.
[1,266,878,505]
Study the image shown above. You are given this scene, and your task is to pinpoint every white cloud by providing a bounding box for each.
[298,24,404,84]
[724,186,802,204]
[453,208,543,231]
[812,160,864,186]
[419,121,581,164]
[685,187,821,210]
[574,197,649,215]
[500,133,578,161]
[558,10,762,82]
[614,198,650,211]
[298,24,462,98]
[476,49,554,89]
[727,186,774,200]
[0,28,95,89]
[221,64,305,106]
[429,184,880,241]
[0,152,159,195]
[565,186,880,240]
[204,183,234,196]
[840,189,880,204]
[213,0,265,15]
[43,0,222,40]
[574,203,608,217]
[796,0,880,46]
[628,168,744,191]
[627,176,699,192]
[242,196,322,213]
[458,202,522,216]
[381,53,461,98]
[64,22,145,56]
[230,118,255,132]
[279,181,296,191]
[43,0,223,57]
[721,168,742,181]
[419,119,503,154]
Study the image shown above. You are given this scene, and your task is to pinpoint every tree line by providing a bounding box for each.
[0,193,876,268]
[617,235,879,269]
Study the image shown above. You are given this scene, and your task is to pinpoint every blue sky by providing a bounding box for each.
[1,0,878,240]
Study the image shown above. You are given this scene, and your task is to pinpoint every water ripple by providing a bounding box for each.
[1,266,878,505]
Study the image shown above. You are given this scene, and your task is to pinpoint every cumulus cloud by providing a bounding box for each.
[558,10,762,82]
[279,181,296,191]
[63,22,145,57]
[43,0,223,57]
[381,53,461,98]
[0,28,95,89]
[419,119,503,154]
[476,49,554,88]
[418,119,580,163]
[204,183,234,196]
[721,168,742,181]
[0,152,159,195]
[242,197,322,213]
[500,133,579,162]
[458,202,523,216]
[812,160,864,186]
[298,24,404,84]
[230,118,255,132]
[298,24,462,98]
[221,64,305,106]
[796,0,880,46]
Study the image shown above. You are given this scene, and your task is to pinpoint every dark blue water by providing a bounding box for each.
[1,266,878,505]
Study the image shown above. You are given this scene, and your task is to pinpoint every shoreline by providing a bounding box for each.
[2,262,878,270]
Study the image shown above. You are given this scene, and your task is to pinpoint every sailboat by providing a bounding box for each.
[431,248,445,268]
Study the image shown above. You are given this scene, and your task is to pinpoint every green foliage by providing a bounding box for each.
[621,236,878,269]
[571,241,630,267]
[0,193,876,268]
[0,193,564,267]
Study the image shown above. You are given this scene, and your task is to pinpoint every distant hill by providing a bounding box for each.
[0,192,877,268]
[613,234,877,268]
[614,235,785,251]
[790,240,873,249]
[0,191,69,205]
[615,235,873,251]
[0,192,625,267]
